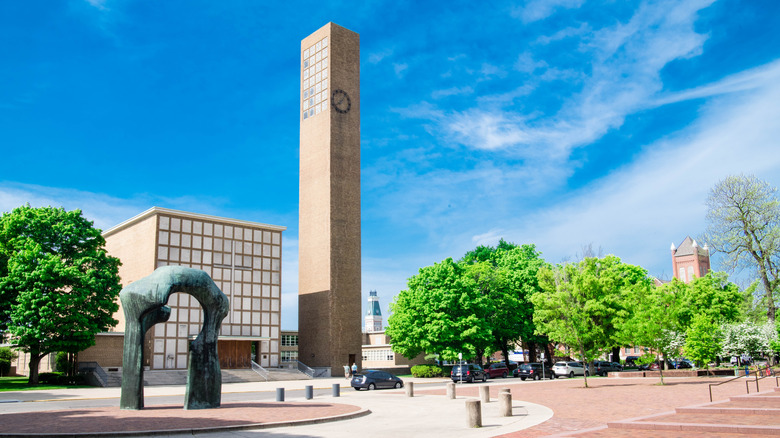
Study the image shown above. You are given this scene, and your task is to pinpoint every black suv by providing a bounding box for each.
[450,364,487,383]
[514,362,553,380]
[592,361,621,376]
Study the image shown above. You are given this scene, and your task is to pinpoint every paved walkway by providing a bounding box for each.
[0,377,551,437]
[1,374,777,437]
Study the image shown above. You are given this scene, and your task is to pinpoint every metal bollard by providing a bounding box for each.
[332,383,340,397]
[276,388,285,402]
[466,399,482,428]
[499,392,512,417]
[447,382,456,399]
[305,385,313,400]
[480,385,490,404]
[405,381,414,397]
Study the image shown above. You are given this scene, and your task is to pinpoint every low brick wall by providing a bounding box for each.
[611,369,740,378]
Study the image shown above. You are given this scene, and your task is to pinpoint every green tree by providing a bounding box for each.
[684,314,722,370]
[462,241,548,366]
[0,206,121,385]
[705,175,780,321]
[532,255,651,387]
[676,272,744,330]
[623,282,683,384]
[386,258,494,363]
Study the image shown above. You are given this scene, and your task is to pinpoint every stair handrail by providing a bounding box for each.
[297,360,315,378]
[250,360,270,381]
[708,365,778,402]
[77,361,108,387]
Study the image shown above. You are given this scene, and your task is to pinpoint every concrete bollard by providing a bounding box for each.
[305,385,313,400]
[499,392,512,417]
[332,383,340,397]
[276,388,285,402]
[466,399,482,428]
[499,387,511,395]
[480,385,490,404]
[405,381,414,397]
[447,382,456,399]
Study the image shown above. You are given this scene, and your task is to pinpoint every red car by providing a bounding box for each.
[485,362,510,378]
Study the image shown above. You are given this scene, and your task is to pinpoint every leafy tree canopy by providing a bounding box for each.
[532,255,651,386]
[0,205,121,384]
[684,314,722,368]
[675,272,744,330]
[705,174,780,321]
[386,258,494,362]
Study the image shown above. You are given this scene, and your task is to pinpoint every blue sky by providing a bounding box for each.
[2,0,780,330]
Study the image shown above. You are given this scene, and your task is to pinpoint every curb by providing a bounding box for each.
[0,407,371,437]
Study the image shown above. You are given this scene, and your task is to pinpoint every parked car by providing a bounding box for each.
[451,364,488,383]
[624,356,641,367]
[552,361,588,378]
[671,359,694,369]
[592,360,621,376]
[485,362,510,379]
[351,370,404,390]
[638,360,673,370]
[514,362,553,380]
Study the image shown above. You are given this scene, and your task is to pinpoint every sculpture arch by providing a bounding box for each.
[119,266,229,410]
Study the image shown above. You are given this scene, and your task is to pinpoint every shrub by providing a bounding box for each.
[38,372,66,384]
[0,347,18,377]
[410,365,443,378]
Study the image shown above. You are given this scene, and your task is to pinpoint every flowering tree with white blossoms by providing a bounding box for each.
[720,322,777,362]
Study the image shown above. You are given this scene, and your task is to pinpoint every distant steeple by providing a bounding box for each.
[365,291,383,333]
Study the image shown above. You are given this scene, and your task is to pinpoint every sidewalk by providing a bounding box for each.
[0,377,552,437]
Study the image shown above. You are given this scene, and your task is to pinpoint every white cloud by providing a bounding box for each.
[513,0,585,23]
[0,183,145,230]
[406,0,720,176]
[85,0,109,10]
[368,48,394,64]
[494,74,780,276]
[393,63,408,78]
[432,86,474,99]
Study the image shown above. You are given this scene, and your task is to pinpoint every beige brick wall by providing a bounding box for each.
[79,333,125,368]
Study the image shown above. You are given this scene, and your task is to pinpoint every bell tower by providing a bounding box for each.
[297,23,361,377]
[365,291,383,333]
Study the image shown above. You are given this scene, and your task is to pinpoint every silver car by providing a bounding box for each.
[552,361,588,378]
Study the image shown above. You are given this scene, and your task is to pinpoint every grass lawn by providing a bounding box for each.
[0,376,91,392]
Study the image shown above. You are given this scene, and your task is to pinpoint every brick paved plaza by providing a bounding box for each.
[0,376,778,437]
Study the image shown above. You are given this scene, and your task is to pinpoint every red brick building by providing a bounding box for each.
[671,236,711,283]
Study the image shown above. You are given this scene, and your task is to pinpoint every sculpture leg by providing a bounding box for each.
[120,306,170,410]
[184,336,222,409]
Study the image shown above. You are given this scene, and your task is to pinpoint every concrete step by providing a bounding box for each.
[265,368,312,381]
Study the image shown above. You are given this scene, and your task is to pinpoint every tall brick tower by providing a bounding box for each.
[298,23,361,376]
[671,236,711,283]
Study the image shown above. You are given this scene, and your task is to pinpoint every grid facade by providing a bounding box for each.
[103,207,285,370]
[153,213,282,369]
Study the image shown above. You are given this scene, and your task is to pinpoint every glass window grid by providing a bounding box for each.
[362,349,395,362]
[155,215,282,361]
[281,351,298,362]
[301,36,329,121]
[281,335,298,346]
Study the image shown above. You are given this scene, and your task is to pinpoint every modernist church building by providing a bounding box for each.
[79,207,286,371]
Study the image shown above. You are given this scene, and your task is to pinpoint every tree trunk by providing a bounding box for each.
[758,270,776,322]
[501,342,511,368]
[27,353,43,386]
[527,341,537,363]
[544,343,555,367]
[475,348,484,367]
[580,346,589,388]
[611,347,621,363]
